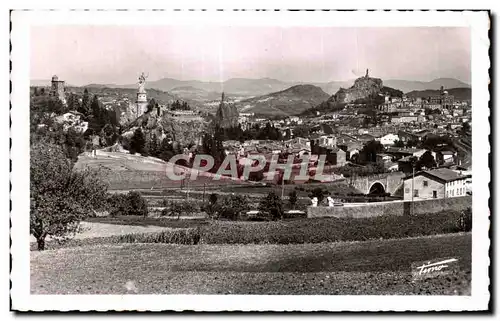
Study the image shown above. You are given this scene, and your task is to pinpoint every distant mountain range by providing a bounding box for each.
[32,77,470,97]
[383,78,470,94]
[234,84,330,116]
[405,87,472,101]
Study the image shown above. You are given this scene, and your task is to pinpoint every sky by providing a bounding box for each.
[31,26,471,86]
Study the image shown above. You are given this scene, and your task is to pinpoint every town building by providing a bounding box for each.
[50,75,66,105]
[135,72,148,117]
[402,168,470,200]
[427,86,454,110]
[167,110,203,122]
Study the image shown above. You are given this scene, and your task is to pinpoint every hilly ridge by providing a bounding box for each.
[405,87,472,101]
[235,84,330,116]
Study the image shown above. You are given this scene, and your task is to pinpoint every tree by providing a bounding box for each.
[147,133,160,157]
[393,140,405,148]
[416,151,437,170]
[258,191,284,220]
[163,200,197,220]
[212,194,247,220]
[67,93,81,112]
[91,95,101,120]
[360,140,384,163]
[79,88,91,115]
[130,128,147,155]
[288,190,298,209]
[30,141,107,250]
[310,187,326,204]
[125,191,149,217]
[158,138,177,161]
[147,98,157,113]
[460,122,471,136]
[204,193,219,219]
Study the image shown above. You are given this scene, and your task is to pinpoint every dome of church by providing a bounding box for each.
[52,75,59,81]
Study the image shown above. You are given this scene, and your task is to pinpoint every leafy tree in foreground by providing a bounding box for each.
[30,141,108,250]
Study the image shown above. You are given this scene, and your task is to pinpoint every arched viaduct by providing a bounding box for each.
[349,172,405,195]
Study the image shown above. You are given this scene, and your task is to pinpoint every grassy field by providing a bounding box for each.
[31,233,471,295]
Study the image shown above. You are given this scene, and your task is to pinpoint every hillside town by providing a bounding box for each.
[25,21,479,300]
[32,68,472,205]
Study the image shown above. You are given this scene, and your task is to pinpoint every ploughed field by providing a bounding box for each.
[31,233,471,295]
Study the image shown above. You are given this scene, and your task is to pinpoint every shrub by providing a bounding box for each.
[259,192,284,220]
[117,228,201,245]
[456,207,472,232]
[161,200,198,219]
[108,191,148,217]
[200,210,469,245]
[288,190,298,209]
[212,194,248,220]
[203,193,219,219]
[309,187,326,204]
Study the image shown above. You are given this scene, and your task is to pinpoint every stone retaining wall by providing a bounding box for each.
[307,196,472,218]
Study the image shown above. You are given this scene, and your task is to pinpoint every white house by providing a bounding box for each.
[378,133,399,146]
[403,168,470,200]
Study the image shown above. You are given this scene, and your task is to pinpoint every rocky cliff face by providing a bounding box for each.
[331,73,383,104]
[214,93,239,128]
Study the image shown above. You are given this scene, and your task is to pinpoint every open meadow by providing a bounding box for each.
[31,233,471,295]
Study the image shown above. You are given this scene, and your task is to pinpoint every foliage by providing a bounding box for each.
[393,140,405,148]
[456,207,472,232]
[108,191,148,217]
[211,194,248,220]
[30,95,65,114]
[200,209,469,245]
[309,187,326,204]
[203,193,219,218]
[201,132,226,171]
[79,88,91,115]
[460,122,471,136]
[30,141,108,250]
[416,150,437,170]
[258,192,284,220]
[360,140,384,163]
[161,200,198,220]
[422,135,455,152]
[130,128,148,155]
[157,138,182,162]
[288,190,298,209]
[170,100,191,111]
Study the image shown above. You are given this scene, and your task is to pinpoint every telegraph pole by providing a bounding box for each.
[281,171,285,200]
[411,165,415,215]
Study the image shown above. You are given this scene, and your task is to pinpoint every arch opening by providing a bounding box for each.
[368,182,386,195]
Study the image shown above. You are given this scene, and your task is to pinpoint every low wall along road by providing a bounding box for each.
[307,196,472,218]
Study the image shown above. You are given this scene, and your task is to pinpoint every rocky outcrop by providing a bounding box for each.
[214,92,239,128]
[331,70,383,104]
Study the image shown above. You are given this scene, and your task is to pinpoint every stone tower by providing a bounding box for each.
[50,75,66,105]
[136,72,148,117]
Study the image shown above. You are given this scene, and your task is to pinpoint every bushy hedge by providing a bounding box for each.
[117,229,201,245]
[31,209,471,250]
[108,191,148,217]
[200,210,470,244]
[456,207,472,232]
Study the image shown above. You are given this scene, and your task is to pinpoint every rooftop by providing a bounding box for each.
[404,168,470,183]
